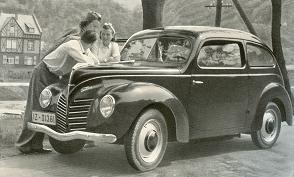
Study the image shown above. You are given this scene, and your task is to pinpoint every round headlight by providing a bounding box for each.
[39,88,52,108]
[100,95,115,118]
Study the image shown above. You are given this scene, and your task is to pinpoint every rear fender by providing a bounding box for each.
[251,83,293,131]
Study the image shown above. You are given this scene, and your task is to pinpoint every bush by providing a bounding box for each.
[0,114,23,147]
[0,86,28,101]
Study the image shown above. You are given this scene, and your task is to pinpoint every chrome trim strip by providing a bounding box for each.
[28,122,117,143]
[57,124,67,130]
[75,75,192,89]
[190,73,277,77]
[56,119,67,126]
[68,117,87,120]
[73,99,94,103]
[57,103,67,109]
[69,111,89,114]
[69,105,91,109]
[68,122,87,126]
[56,112,67,120]
[70,128,87,131]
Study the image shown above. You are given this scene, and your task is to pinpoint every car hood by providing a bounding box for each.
[69,64,181,86]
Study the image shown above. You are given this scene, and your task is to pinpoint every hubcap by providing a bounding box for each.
[265,119,275,134]
[260,108,278,143]
[144,130,158,152]
[138,119,163,163]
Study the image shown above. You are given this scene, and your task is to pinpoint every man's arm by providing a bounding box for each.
[64,40,95,65]
[86,49,99,65]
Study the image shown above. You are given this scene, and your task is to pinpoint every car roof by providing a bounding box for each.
[131,26,262,43]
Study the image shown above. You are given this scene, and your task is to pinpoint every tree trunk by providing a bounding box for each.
[271,0,293,104]
[231,0,257,36]
[141,0,165,29]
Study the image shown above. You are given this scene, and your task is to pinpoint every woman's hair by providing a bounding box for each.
[81,30,97,44]
[79,11,102,31]
[101,23,116,41]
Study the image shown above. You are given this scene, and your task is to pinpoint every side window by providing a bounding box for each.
[247,44,275,67]
[197,41,242,68]
[121,38,157,61]
[150,37,191,63]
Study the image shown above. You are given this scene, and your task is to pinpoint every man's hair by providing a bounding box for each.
[81,30,97,44]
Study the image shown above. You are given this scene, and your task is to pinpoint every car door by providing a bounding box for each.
[187,39,249,139]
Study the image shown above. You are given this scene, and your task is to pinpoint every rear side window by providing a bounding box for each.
[197,41,243,68]
[247,44,275,67]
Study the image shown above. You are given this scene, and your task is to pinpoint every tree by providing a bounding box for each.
[231,0,257,36]
[271,0,293,103]
[141,0,165,29]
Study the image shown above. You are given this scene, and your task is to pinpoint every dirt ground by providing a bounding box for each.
[0,125,294,177]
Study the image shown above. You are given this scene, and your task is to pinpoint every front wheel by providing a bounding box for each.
[49,137,85,154]
[251,102,281,148]
[124,109,168,171]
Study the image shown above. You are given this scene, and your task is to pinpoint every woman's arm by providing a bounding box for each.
[108,42,120,62]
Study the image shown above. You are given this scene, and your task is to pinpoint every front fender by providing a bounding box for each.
[251,83,293,131]
[88,82,189,142]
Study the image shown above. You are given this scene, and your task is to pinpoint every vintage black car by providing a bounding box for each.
[30,26,293,171]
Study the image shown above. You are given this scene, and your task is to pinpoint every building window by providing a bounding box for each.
[27,40,34,51]
[6,39,17,52]
[3,55,7,64]
[8,57,14,64]
[33,56,37,65]
[9,25,15,36]
[24,56,33,65]
[15,56,19,64]
[25,23,35,33]
[2,55,14,65]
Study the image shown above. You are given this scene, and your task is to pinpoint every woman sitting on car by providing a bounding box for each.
[91,23,120,63]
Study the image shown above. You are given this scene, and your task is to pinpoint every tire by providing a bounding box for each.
[124,109,168,171]
[251,102,281,149]
[49,137,85,154]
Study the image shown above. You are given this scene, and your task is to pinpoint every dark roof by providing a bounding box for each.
[131,26,261,43]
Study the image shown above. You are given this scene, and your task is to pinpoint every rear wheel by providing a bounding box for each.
[124,109,168,171]
[49,137,85,154]
[251,102,281,148]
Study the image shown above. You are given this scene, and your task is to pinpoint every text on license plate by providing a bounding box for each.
[32,111,56,125]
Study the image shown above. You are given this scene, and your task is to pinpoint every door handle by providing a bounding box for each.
[192,80,204,85]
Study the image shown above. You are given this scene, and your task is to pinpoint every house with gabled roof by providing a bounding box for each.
[0,12,42,81]
[0,12,42,69]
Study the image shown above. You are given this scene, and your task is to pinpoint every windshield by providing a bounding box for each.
[120,36,192,68]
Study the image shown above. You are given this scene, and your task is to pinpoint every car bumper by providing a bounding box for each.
[27,122,117,143]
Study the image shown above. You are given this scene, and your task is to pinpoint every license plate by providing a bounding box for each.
[32,111,56,125]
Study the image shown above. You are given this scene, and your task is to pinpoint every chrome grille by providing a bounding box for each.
[68,98,93,131]
[56,94,68,133]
